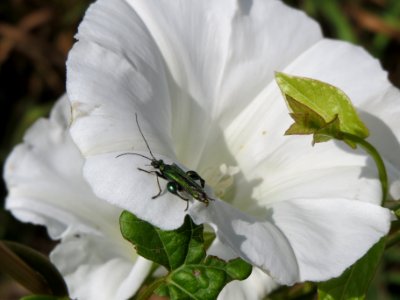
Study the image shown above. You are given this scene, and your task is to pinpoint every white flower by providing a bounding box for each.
[66,0,399,289]
[4,95,152,300]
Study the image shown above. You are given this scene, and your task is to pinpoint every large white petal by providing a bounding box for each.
[66,0,324,229]
[51,234,152,300]
[68,0,322,167]
[281,39,400,199]
[128,0,321,166]
[125,0,236,110]
[224,86,381,212]
[191,197,391,285]
[4,96,122,240]
[67,0,192,229]
[270,198,391,281]
[234,139,383,212]
[224,39,400,209]
[190,200,299,285]
[64,0,398,291]
[125,0,236,165]
[4,95,149,298]
[128,0,321,123]
[67,0,173,157]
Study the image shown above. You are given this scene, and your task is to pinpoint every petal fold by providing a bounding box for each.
[191,198,391,284]
[190,200,299,285]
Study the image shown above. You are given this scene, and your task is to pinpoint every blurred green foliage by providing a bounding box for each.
[1,0,400,299]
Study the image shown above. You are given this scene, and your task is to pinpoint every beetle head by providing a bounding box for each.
[151,159,164,169]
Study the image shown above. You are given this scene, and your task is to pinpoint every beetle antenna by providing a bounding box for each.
[135,113,157,160]
[116,152,153,161]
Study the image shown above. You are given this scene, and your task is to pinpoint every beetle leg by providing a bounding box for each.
[138,167,164,178]
[177,191,189,202]
[166,182,190,210]
[138,168,165,198]
[151,175,163,199]
[184,200,189,211]
[176,191,190,211]
[186,170,205,188]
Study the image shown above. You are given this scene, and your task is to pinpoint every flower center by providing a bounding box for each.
[202,164,239,201]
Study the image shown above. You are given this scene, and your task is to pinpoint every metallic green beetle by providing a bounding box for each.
[117,114,214,211]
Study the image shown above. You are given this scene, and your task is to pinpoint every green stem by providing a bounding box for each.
[136,277,166,300]
[386,230,400,248]
[342,133,388,205]
[0,241,51,295]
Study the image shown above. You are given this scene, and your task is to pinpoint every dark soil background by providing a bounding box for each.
[1,0,400,299]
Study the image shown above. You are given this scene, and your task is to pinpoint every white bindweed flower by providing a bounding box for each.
[4,96,152,300]
[67,0,400,290]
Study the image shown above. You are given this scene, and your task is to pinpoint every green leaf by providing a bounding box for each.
[120,211,204,270]
[275,72,369,144]
[284,96,344,145]
[0,241,69,297]
[395,208,400,219]
[285,99,328,135]
[318,238,386,300]
[203,231,216,250]
[275,71,389,201]
[120,211,252,300]
[159,257,251,300]
[275,72,389,202]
